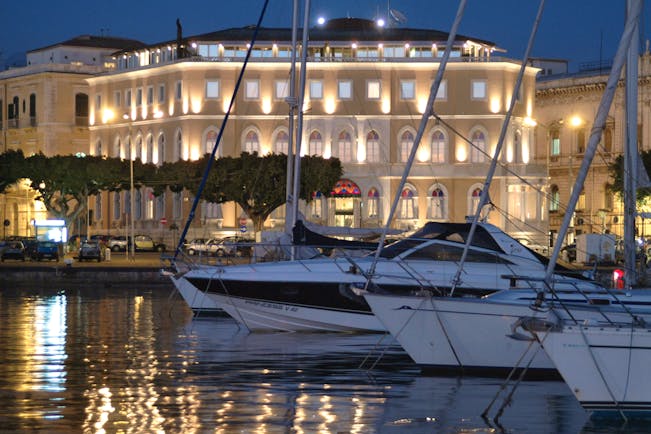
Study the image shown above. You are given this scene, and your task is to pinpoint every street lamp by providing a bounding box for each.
[123,113,135,261]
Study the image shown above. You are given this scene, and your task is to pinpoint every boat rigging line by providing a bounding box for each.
[172,0,271,262]
[450,0,546,296]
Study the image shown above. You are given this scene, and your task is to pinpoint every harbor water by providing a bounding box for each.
[0,285,647,433]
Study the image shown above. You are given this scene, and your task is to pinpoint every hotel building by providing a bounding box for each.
[86,17,546,245]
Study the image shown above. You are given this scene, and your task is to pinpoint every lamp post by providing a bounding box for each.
[123,113,135,261]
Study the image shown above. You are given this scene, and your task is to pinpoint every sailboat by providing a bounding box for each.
[363,0,651,379]
[516,0,651,417]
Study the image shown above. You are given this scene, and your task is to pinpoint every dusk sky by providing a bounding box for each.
[1,0,649,71]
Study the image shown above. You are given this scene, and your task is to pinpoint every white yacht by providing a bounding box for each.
[172,221,593,332]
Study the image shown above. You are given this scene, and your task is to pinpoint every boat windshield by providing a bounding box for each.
[379,222,504,259]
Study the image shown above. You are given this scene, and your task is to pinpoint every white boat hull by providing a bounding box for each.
[364,291,651,376]
[170,274,223,315]
[206,292,385,333]
[542,324,651,413]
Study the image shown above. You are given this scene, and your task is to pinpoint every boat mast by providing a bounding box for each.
[624,0,640,287]
[284,0,300,237]
[289,0,311,243]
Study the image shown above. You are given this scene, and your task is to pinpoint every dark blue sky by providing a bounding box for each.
[1,0,648,71]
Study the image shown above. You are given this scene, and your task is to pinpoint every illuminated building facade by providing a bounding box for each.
[87,18,545,244]
[0,35,145,238]
[534,52,651,245]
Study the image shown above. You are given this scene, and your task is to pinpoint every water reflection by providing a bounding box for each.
[0,287,594,433]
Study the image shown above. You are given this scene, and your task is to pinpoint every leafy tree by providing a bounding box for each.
[188,152,343,232]
[0,149,26,193]
[23,153,132,235]
[608,150,651,201]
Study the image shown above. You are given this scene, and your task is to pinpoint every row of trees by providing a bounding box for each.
[0,150,343,234]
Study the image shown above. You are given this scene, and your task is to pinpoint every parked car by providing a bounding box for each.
[223,236,254,257]
[108,236,128,252]
[34,241,59,261]
[78,240,103,262]
[184,238,215,256]
[90,234,111,245]
[22,238,38,259]
[1,241,26,261]
[130,235,167,252]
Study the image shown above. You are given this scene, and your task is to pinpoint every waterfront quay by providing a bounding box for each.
[0,251,173,288]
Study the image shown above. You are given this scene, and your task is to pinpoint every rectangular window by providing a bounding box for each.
[309,80,323,99]
[125,89,132,107]
[275,80,290,99]
[114,91,121,107]
[471,80,487,100]
[136,88,143,106]
[206,80,220,99]
[367,80,381,100]
[400,80,415,100]
[175,81,182,100]
[147,86,154,104]
[436,80,447,101]
[95,94,102,110]
[158,84,166,103]
[338,80,352,99]
[244,80,260,99]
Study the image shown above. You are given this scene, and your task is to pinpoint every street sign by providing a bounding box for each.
[240,225,247,233]
[160,217,167,225]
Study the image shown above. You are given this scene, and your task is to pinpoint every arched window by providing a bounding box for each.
[309,131,322,156]
[274,130,289,154]
[125,190,131,216]
[124,136,131,160]
[113,192,121,220]
[146,134,153,163]
[176,130,183,160]
[156,195,165,219]
[144,188,154,219]
[470,130,486,162]
[113,136,121,158]
[158,133,166,165]
[337,131,353,162]
[550,185,560,212]
[399,187,416,219]
[136,135,143,161]
[469,186,482,216]
[204,129,220,156]
[173,192,183,219]
[243,130,260,153]
[400,130,414,162]
[135,189,142,220]
[366,130,380,163]
[431,130,446,163]
[428,185,447,220]
[367,187,380,219]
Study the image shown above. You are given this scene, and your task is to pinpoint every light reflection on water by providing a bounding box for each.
[0,286,610,433]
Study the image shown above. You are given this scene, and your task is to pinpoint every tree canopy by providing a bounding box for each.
[0,151,343,235]
[186,152,343,232]
[608,150,651,201]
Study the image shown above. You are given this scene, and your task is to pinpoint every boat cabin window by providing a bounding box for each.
[404,243,512,263]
